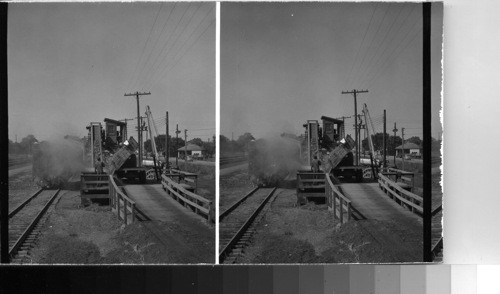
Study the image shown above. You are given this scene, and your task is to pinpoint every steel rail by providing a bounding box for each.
[219,187,277,263]
[8,188,44,218]
[9,189,61,258]
[219,186,259,222]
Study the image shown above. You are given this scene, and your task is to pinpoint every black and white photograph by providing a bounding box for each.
[4,2,215,264]
[219,2,443,264]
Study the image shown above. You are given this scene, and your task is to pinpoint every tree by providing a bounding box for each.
[20,135,38,154]
[189,138,204,147]
[407,136,422,147]
[220,135,230,145]
[361,132,402,155]
[236,132,255,150]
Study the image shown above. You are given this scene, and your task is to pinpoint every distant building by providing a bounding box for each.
[395,142,421,157]
[177,144,205,157]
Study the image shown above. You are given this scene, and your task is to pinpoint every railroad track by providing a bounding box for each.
[7,188,61,263]
[219,187,277,264]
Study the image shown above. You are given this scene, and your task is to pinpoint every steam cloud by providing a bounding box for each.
[33,137,85,187]
[248,136,303,186]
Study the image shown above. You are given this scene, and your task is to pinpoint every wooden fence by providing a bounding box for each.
[385,167,415,191]
[167,169,198,192]
[161,174,213,222]
[325,175,352,224]
[378,172,423,214]
[109,175,137,225]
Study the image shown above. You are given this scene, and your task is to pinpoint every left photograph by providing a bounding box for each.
[5,2,215,264]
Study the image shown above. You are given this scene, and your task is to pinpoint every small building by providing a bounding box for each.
[395,142,421,157]
[177,144,205,157]
[320,116,345,143]
[104,118,127,144]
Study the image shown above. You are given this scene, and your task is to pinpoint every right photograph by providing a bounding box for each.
[219,2,443,264]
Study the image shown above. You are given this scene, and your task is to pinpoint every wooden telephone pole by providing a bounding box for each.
[124,91,150,167]
[342,89,368,165]
[393,122,398,166]
[401,127,405,170]
[184,129,188,169]
[383,110,387,168]
[175,124,181,168]
[165,111,169,169]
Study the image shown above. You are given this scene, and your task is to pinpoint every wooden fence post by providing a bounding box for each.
[339,198,344,224]
[117,194,121,221]
[131,203,135,223]
[333,193,337,220]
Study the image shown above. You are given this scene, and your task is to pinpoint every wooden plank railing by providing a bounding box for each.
[109,175,137,225]
[325,175,352,224]
[378,173,423,214]
[385,167,415,190]
[167,169,198,192]
[161,174,213,222]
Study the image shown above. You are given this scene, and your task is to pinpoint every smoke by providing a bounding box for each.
[248,136,303,186]
[33,137,85,188]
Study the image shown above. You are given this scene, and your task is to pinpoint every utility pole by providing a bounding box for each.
[124,91,150,167]
[175,124,180,168]
[184,129,188,169]
[342,89,368,166]
[165,112,169,170]
[383,110,387,169]
[401,127,405,171]
[119,118,134,140]
[393,122,398,166]
[135,117,147,163]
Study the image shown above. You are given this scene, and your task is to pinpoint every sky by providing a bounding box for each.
[8,2,215,143]
[221,2,443,141]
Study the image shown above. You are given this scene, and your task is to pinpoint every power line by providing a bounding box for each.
[344,3,378,88]
[158,18,215,84]
[353,4,406,87]
[349,6,389,90]
[142,3,203,89]
[147,4,214,89]
[366,23,423,89]
[357,5,419,87]
[365,8,422,89]
[131,3,180,90]
[126,3,164,89]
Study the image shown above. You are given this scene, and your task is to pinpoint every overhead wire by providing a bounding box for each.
[348,5,389,90]
[141,3,203,89]
[126,3,164,90]
[344,3,379,88]
[131,2,181,90]
[352,4,406,88]
[357,5,419,88]
[146,4,215,89]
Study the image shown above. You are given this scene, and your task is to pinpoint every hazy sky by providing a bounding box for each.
[8,2,215,142]
[221,2,443,141]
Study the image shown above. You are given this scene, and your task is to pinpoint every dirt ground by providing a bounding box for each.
[8,166,41,209]
[9,164,214,264]
[27,189,213,264]
[221,170,423,263]
[219,169,256,211]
